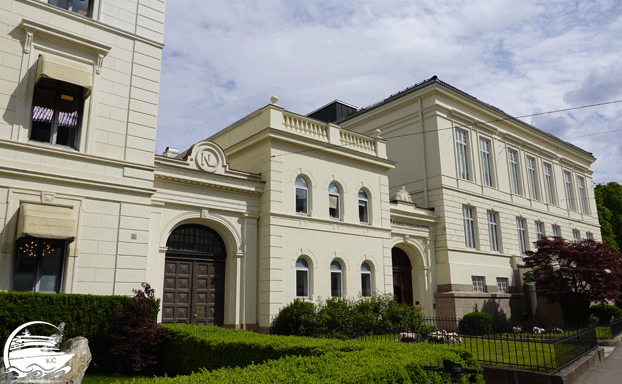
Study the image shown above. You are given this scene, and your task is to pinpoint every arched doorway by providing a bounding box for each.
[392,247,413,306]
[162,224,226,325]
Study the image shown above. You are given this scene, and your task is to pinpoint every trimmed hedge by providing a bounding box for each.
[161,324,362,376]
[589,304,622,323]
[0,290,159,372]
[126,325,483,384]
[460,312,492,335]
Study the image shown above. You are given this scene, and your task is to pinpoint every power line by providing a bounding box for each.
[271,98,622,158]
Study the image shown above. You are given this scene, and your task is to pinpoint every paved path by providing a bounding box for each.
[575,346,622,384]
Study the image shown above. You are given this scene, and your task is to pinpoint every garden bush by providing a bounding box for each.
[271,299,316,336]
[271,294,425,338]
[459,312,492,335]
[107,283,171,374]
[589,304,622,323]
[122,331,483,384]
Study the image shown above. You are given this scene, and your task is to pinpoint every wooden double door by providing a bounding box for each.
[162,257,225,325]
[392,247,414,306]
[161,224,227,326]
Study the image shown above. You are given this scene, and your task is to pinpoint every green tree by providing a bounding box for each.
[595,182,622,252]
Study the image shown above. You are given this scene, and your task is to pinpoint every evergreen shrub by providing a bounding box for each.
[271,294,425,338]
[122,339,483,384]
[459,312,492,335]
[270,298,315,336]
[589,304,622,323]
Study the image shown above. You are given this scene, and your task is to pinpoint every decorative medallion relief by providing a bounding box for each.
[195,147,221,173]
[186,142,229,174]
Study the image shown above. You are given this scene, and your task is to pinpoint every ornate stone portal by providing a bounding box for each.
[0,322,91,383]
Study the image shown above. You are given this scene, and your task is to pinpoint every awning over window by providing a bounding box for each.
[16,203,76,243]
[36,54,93,97]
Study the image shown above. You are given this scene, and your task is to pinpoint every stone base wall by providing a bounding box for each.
[435,290,526,322]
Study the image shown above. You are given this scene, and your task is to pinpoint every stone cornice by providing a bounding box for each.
[154,172,263,196]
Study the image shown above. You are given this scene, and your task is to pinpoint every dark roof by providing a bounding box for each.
[338,76,594,158]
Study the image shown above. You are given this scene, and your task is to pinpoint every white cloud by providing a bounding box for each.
[157,0,622,183]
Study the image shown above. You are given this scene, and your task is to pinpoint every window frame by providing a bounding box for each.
[526,156,539,200]
[361,262,372,297]
[12,237,67,293]
[586,232,593,240]
[295,257,310,298]
[535,221,544,240]
[552,224,561,238]
[479,137,494,187]
[487,210,500,252]
[328,183,341,220]
[508,149,521,195]
[472,276,485,292]
[330,260,343,297]
[358,189,369,224]
[48,0,94,18]
[456,129,470,180]
[496,277,509,293]
[517,217,528,254]
[295,176,309,215]
[564,170,575,211]
[573,229,581,243]
[577,176,588,214]
[543,162,556,205]
[30,78,85,150]
[463,206,477,249]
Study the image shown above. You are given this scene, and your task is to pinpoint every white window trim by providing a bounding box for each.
[517,218,528,254]
[487,211,500,252]
[564,170,575,211]
[456,129,470,180]
[535,221,544,240]
[496,277,509,293]
[543,162,556,205]
[472,276,485,292]
[508,149,521,195]
[527,156,539,200]
[463,206,477,249]
[295,177,309,215]
[480,137,494,187]
[577,176,588,214]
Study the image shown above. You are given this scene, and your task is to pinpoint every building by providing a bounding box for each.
[0,1,601,331]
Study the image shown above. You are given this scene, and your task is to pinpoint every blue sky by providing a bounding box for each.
[156,0,622,184]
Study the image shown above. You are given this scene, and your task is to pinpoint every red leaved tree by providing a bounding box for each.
[521,237,622,324]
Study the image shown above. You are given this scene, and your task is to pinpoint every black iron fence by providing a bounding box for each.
[355,317,599,373]
[594,317,622,340]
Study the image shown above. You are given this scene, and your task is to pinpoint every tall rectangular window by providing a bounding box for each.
[535,221,544,239]
[480,138,493,187]
[463,206,476,249]
[577,176,588,214]
[517,218,528,254]
[472,276,485,292]
[564,171,575,210]
[456,129,470,180]
[543,163,556,205]
[487,211,500,252]
[573,229,580,243]
[508,149,521,195]
[586,232,593,240]
[527,156,539,200]
[496,277,509,293]
[552,225,560,238]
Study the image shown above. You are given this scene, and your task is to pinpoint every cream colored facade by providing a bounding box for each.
[0,1,601,330]
[340,77,601,318]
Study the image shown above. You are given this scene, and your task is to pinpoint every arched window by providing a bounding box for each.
[296,258,309,298]
[328,183,340,219]
[358,190,369,223]
[295,177,308,214]
[361,262,372,297]
[330,260,342,297]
